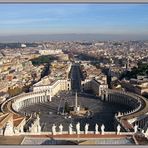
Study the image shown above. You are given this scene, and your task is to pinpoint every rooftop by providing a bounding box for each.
[0,135,25,145]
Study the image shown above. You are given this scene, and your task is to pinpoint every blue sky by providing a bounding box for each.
[0,4,148,36]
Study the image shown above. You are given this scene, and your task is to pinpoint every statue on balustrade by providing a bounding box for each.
[117,124,121,135]
[76,122,80,134]
[134,124,138,133]
[84,123,89,134]
[59,124,63,134]
[95,124,99,134]
[101,124,105,135]
[37,124,41,133]
[52,124,56,135]
[3,122,14,136]
[69,123,73,135]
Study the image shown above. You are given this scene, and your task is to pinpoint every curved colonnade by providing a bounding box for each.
[101,89,148,131]
[1,79,70,114]
[1,91,50,114]
[12,91,49,113]
[1,85,148,134]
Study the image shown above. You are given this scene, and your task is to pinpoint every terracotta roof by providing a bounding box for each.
[134,134,148,145]
[13,117,25,127]
[0,135,25,145]
[0,113,9,123]
[13,114,23,120]
[0,113,13,128]
[121,119,133,130]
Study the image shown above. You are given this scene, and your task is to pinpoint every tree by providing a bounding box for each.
[8,87,23,97]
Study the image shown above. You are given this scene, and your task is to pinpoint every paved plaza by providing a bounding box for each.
[20,91,131,132]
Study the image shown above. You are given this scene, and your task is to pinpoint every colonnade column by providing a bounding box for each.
[105,91,108,102]
[39,96,41,103]
[108,94,110,102]
[35,97,37,104]
[49,95,52,102]
[101,94,104,101]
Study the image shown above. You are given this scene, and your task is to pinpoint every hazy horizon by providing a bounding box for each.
[0,4,148,42]
[0,33,148,42]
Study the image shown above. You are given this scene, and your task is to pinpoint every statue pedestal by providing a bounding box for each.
[74,106,80,112]
[95,131,99,134]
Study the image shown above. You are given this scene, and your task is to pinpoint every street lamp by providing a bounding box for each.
[57,96,61,114]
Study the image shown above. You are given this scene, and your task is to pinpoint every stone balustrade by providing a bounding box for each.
[8,122,147,136]
[1,79,148,139]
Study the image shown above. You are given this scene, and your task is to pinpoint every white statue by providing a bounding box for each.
[69,123,73,135]
[37,114,40,120]
[142,129,144,134]
[37,124,41,133]
[118,112,121,116]
[144,128,148,137]
[101,124,105,135]
[20,125,24,133]
[28,127,31,132]
[3,122,14,136]
[117,124,121,135]
[76,122,80,134]
[14,127,19,134]
[33,125,38,133]
[134,124,138,133]
[59,124,63,134]
[95,124,99,134]
[52,124,56,135]
[85,123,89,134]
[36,114,41,133]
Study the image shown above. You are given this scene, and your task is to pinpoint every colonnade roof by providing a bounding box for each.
[121,95,148,120]
[108,89,148,120]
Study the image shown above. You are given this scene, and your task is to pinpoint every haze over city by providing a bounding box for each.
[0,4,148,41]
[0,3,148,145]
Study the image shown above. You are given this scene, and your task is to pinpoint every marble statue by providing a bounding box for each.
[76,122,80,134]
[59,124,63,134]
[118,112,121,116]
[36,114,41,133]
[3,122,14,136]
[14,127,19,134]
[37,114,40,121]
[34,126,38,133]
[37,124,41,133]
[85,123,89,134]
[117,124,121,135]
[20,125,24,133]
[145,128,148,137]
[134,124,138,133]
[69,123,73,135]
[95,124,99,134]
[52,124,56,135]
[101,124,105,135]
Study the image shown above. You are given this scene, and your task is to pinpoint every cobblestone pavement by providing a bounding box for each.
[20,91,131,132]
